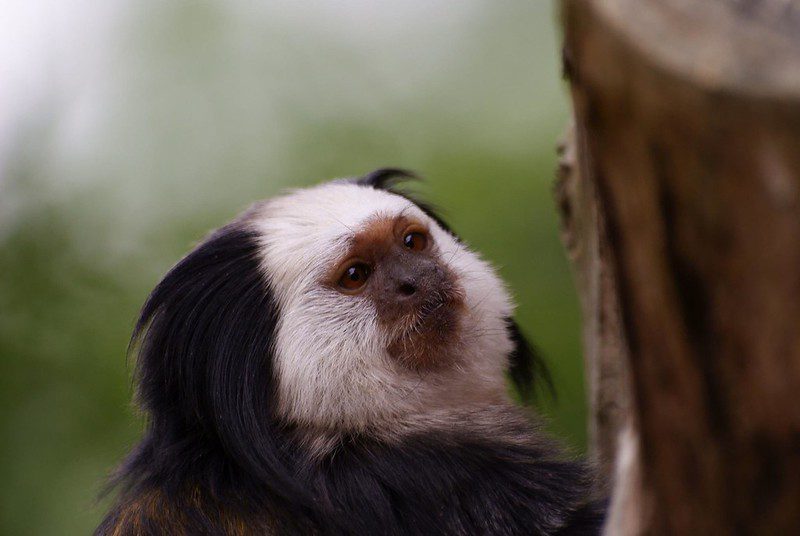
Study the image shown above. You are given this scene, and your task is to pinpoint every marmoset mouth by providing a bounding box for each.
[410,294,456,331]
[386,289,465,370]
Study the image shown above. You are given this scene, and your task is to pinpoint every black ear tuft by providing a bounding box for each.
[356,167,419,190]
[357,168,458,238]
[507,318,555,403]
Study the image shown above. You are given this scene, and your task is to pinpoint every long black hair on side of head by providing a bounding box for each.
[103,221,316,531]
[356,168,555,403]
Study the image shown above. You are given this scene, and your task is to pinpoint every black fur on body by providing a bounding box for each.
[97,170,605,535]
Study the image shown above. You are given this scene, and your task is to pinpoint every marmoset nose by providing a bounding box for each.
[397,281,417,296]
[383,253,443,303]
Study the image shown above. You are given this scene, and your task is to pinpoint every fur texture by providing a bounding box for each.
[97,170,604,535]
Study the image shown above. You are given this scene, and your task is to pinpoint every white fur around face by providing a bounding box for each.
[250,182,515,437]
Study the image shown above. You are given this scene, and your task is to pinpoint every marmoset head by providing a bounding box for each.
[133,169,545,450]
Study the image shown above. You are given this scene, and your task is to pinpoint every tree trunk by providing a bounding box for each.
[557,1,800,533]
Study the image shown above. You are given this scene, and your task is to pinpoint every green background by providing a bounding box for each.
[0,1,580,533]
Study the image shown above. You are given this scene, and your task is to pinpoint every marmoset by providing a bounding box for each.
[97,169,605,535]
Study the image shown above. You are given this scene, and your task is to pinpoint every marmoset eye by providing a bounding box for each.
[403,231,428,251]
[338,262,371,291]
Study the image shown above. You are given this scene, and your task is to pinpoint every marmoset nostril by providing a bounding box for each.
[398,282,417,296]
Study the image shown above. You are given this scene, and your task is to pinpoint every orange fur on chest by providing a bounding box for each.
[106,489,272,536]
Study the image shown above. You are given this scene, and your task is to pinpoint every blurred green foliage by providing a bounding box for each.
[0,1,579,533]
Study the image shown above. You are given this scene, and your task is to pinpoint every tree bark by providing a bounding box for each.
[558,1,800,533]
[555,121,632,486]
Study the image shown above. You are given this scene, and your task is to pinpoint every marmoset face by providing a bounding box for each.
[251,181,515,432]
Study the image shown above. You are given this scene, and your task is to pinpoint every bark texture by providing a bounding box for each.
[555,122,631,484]
[558,1,800,533]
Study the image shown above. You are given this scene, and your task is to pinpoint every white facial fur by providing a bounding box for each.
[251,182,515,437]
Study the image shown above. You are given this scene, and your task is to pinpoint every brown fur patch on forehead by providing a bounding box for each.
[323,214,426,285]
[348,214,422,261]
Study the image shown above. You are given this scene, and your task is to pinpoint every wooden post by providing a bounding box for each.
[558,1,800,533]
